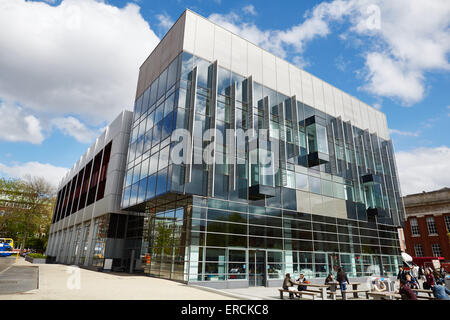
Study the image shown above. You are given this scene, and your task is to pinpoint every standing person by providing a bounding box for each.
[433,268,441,282]
[396,266,408,282]
[336,267,350,300]
[398,280,418,300]
[282,273,298,299]
[438,268,446,282]
[418,265,425,287]
[424,268,435,290]
[410,264,419,282]
[432,280,450,300]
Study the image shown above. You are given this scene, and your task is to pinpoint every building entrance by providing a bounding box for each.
[249,250,266,287]
[328,253,340,276]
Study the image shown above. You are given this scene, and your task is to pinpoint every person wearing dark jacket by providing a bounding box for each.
[398,280,418,300]
[396,266,408,282]
[282,273,298,299]
[405,274,419,295]
[424,268,435,289]
[418,266,425,286]
[336,267,350,300]
[325,273,338,297]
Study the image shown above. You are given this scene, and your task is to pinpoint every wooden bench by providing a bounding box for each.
[415,294,437,300]
[300,288,338,300]
[415,289,433,297]
[278,289,321,300]
[367,292,402,300]
[340,289,370,299]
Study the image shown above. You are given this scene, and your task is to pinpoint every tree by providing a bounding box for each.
[0,176,56,253]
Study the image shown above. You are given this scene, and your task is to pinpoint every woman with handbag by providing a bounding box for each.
[424,268,435,290]
[337,267,350,300]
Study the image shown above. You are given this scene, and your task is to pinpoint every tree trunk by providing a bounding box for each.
[20,232,27,254]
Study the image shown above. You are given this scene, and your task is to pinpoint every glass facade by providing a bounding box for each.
[122,51,404,285]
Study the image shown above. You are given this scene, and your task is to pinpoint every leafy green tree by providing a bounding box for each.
[0,176,56,253]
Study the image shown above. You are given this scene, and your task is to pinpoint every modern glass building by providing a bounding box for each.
[47,9,405,288]
[47,111,135,269]
[119,10,406,288]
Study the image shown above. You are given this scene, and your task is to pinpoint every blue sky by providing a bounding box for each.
[0,0,449,195]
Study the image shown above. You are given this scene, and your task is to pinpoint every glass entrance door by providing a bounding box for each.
[249,250,266,287]
[328,253,340,276]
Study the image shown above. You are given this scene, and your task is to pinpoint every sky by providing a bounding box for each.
[0,0,449,196]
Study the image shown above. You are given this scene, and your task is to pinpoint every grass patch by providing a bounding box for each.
[27,253,46,259]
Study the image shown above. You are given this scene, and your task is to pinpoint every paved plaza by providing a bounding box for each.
[0,257,236,300]
[1,257,432,301]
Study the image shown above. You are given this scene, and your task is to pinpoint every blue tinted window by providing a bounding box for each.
[152,122,162,146]
[196,94,207,115]
[137,178,147,204]
[149,79,158,107]
[181,52,194,80]
[135,95,143,118]
[162,112,174,140]
[156,168,168,196]
[132,165,140,185]
[217,67,231,96]
[142,86,151,114]
[121,186,131,208]
[143,131,152,153]
[167,55,179,90]
[253,82,263,106]
[149,153,158,176]
[195,57,210,89]
[158,146,170,170]
[157,68,167,98]
[164,93,175,117]
[178,88,187,109]
[146,174,156,200]
[155,102,164,124]
[129,182,138,206]
[125,169,132,187]
[146,111,155,131]
[231,73,245,102]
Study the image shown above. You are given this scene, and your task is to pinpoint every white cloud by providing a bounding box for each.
[208,11,286,58]
[362,52,424,104]
[242,5,257,16]
[0,0,160,125]
[299,0,450,105]
[209,0,450,105]
[0,161,68,188]
[51,116,101,143]
[0,102,45,144]
[156,12,174,34]
[389,128,419,137]
[396,146,450,196]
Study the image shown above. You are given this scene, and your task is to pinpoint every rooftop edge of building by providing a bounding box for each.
[57,110,133,190]
[136,8,389,141]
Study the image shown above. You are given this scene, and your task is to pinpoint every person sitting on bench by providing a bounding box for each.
[398,280,418,300]
[432,280,450,300]
[282,273,299,299]
[297,273,308,293]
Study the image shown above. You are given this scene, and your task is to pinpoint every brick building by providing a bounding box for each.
[403,188,450,262]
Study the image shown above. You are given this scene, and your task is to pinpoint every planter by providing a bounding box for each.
[25,255,47,264]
